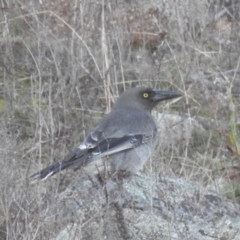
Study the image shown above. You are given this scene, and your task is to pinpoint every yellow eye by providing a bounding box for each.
[143,93,149,98]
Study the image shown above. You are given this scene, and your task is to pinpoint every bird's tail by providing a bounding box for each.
[31,148,86,180]
[30,160,77,180]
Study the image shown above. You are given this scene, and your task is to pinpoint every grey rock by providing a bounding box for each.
[50,173,240,240]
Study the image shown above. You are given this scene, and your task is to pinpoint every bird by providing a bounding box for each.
[31,86,182,180]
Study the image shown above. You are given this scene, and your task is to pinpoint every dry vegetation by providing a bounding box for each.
[0,0,240,239]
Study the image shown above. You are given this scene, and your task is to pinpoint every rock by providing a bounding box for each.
[50,173,240,240]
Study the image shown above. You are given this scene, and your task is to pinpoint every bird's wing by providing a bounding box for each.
[31,126,147,180]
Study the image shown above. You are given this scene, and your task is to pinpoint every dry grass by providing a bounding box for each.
[0,0,240,239]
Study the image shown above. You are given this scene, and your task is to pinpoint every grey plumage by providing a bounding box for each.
[31,86,182,180]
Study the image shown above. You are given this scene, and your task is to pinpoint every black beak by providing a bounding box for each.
[153,90,182,101]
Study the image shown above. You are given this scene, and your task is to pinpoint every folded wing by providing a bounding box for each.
[31,130,144,180]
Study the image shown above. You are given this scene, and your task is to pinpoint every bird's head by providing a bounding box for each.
[113,86,182,112]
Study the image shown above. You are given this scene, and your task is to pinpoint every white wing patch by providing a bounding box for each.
[79,143,88,150]
[79,129,103,150]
